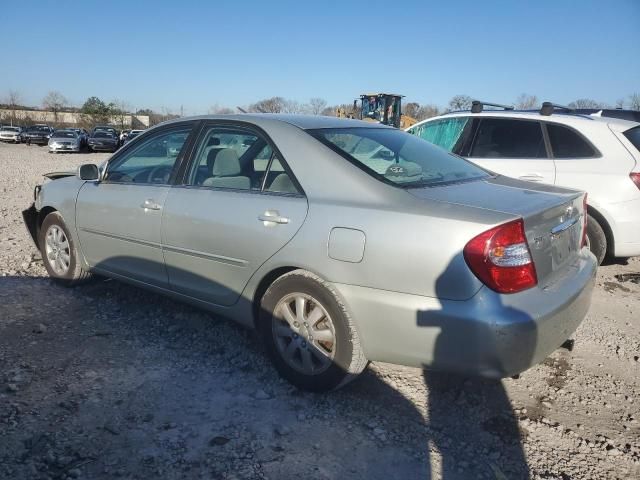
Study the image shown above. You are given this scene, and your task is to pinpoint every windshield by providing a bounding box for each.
[1,127,20,132]
[93,132,114,138]
[53,131,77,138]
[28,126,49,132]
[309,127,490,187]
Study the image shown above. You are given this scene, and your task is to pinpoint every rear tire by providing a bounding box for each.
[39,212,93,286]
[586,214,607,265]
[259,270,368,392]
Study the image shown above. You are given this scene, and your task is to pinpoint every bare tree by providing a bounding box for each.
[109,99,131,130]
[308,97,328,115]
[515,94,539,110]
[5,90,22,125]
[415,104,440,121]
[42,91,68,123]
[448,94,473,111]
[629,93,640,111]
[568,98,604,109]
[249,97,286,113]
[282,99,306,114]
[208,104,235,114]
[403,102,420,119]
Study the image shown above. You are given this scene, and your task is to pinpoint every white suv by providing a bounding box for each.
[407,104,640,264]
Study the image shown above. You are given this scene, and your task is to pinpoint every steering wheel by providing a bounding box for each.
[146,165,173,184]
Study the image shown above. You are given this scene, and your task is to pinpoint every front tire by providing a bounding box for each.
[586,214,607,265]
[259,270,367,392]
[39,212,92,286]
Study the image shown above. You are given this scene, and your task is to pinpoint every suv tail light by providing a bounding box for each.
[582,193,588,247]
[464,218,537,294]
[630,173,640,191]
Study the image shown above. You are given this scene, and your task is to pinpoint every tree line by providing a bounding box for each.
[3,90,640,128]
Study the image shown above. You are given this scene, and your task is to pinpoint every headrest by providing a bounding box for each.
[269,173,297,193]
[212,149,241,177]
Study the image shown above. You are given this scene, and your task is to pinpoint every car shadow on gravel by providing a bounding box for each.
[2,262,529,479]
[415,258,534,479]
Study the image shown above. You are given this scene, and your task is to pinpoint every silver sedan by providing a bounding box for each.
[23,115,596,391]
[48,130,82,153]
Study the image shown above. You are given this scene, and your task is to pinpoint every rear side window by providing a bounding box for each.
[624,126,640,153]
[408,117,471,153]
[547,123,596,158]
[470,118,546,158]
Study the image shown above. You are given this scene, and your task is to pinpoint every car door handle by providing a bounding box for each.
[518,174,544,182]
[258,210,289,225]
[140,199,162,211]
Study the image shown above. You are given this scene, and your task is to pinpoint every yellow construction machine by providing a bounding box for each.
[336,93,417,129]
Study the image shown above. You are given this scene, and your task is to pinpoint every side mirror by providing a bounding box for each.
[77,163,100,181]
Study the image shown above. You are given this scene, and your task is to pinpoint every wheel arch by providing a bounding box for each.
[586,204,614,256]
[251,266,300,328]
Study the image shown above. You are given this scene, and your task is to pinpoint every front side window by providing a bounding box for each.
[309,127,489,188]
[471,118,546,158]
[188,127,300,194]
[408,117,471,153]
[105,126,192,184]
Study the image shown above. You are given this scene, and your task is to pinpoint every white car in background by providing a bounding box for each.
[407,102,640,264]
[0,126,22,143]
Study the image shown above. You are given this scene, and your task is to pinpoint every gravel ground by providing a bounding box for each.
[0,141,638,480]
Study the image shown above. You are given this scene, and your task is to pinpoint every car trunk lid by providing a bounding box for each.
[407,175,586,287]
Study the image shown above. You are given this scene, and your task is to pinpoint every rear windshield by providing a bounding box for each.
[94,132,114,138]
[624,126,640,153]
[308,127,490,187]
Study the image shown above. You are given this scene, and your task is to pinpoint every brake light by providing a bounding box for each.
[630,173,640,190]
[582,193,588,248]
[464,218,537,294]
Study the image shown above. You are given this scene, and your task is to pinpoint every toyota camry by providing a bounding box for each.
[22,115,596,391]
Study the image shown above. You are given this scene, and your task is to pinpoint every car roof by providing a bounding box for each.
[159,114,392,130]
[411,110,639,131]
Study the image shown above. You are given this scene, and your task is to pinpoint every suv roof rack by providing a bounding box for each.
[540,102,576,116]
[470,100,515,113]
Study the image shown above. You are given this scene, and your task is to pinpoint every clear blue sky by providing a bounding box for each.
[3,0,639,114]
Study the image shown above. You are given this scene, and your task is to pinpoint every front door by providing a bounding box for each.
[161,124,308,305]
[76,124,195,287]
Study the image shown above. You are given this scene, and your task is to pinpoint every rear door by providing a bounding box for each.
[467,117,556,184]
[161,123,308,306]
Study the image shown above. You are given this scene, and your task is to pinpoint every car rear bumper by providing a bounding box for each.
[334,249,596,378]
[606,197,640,257]
[88,144,117,151]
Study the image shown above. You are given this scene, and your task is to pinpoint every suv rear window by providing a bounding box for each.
[471,118,546,158]
[309,127,489,188]
[624,126,640,153]
[547,123,596,158]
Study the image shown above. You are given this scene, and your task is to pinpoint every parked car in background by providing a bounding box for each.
[48,130,82,153]
[124,129,144,144]
[22,114,596,391]
[22,125,53,146]
[87,131,119,152]
[93,125,119,139]
[407,102,640,264]
[0,126,22,143]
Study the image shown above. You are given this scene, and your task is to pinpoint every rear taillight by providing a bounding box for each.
[582,193,588,247]
[464,218,537,294]
[630,173,640,191]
